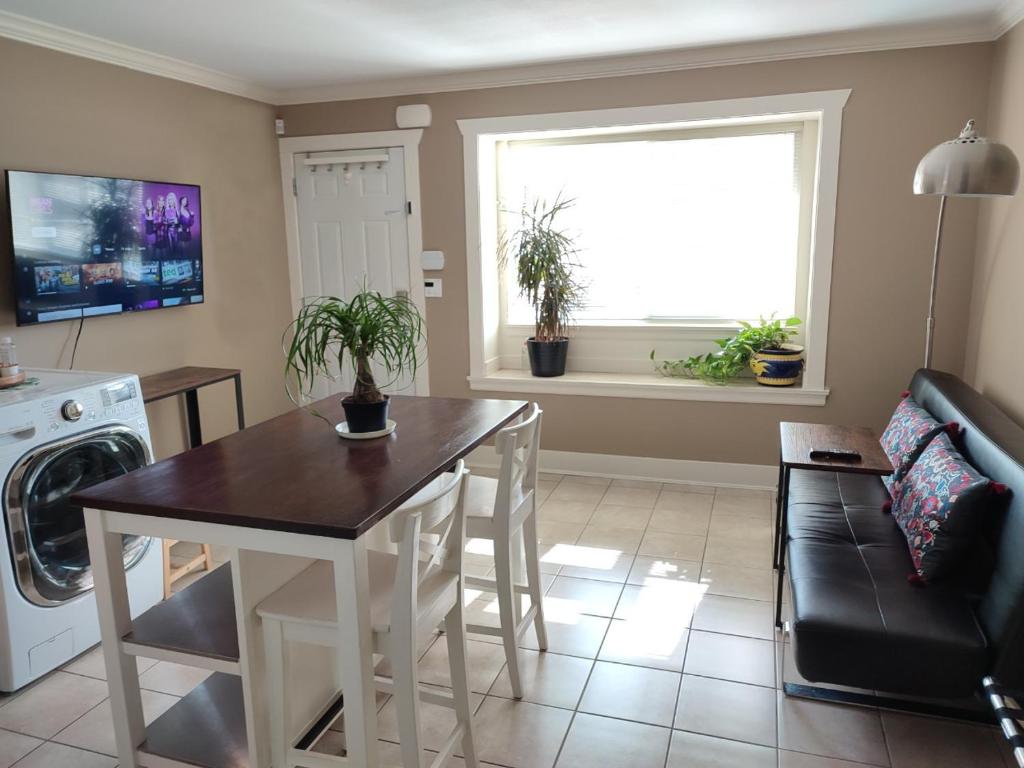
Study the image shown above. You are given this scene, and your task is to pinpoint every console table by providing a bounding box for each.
[774,422,893,627]
[140,366,245,449]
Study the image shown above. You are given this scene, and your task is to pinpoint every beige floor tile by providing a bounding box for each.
[611,478,665,490]
[777,694,888,766]
[684,631,776,688]
[713,491,773,519]
[599,615,688,672]
[882,711,1005,768]
[560,475,612,487]
[418,637,508,695]
[489,648,593,709]
[779,751,876,768]
[0,728,41,767]
[557,713,671,768]
[601,486,660,509]
[521,614,611,658]
[655,490,716,514]
[589,504,653,530]
[667,730,777,768]
[699,563,774,602]
[61,645,158,681]
[639,530,707,560]
[691,594,774,640]
[138,661,212,696]
[579,661,680,727]
[0,672,109,739]
[675,675,777,747]
[53,688,179,756]
[649,506,712,536]
[614,581,703,623]
[472,696,573,767]
[627,556,702,586]
[538,499,598,525]
[548,483,609,505]
[10,741,117,768]
[576,525,644,554]
[536,520,585,545]
[557,544,634,583]
[538,472,563,483]
[545,576,624,617]
[704,535,773,569]
[663,483,717,495]
[377,684,483,754]
[536,480,557,505]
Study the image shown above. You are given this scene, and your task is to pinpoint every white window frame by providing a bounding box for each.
[459,90,850,405]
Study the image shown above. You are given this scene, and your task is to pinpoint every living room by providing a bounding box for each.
[0,2,1022,767]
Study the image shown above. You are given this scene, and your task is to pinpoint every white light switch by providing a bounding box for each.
[421,250,445,271]
[424,278,443,298]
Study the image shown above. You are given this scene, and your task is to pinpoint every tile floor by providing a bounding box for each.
[0,474,1014,767]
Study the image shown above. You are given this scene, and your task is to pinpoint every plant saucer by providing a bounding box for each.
[335,419,397,440]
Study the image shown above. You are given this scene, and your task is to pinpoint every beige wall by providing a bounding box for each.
[966,22,1024,425]
[0,38,294,459]
[280,43,992,466]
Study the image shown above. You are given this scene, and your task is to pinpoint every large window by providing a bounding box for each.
[460,91,849,404]
[500,123,814,326]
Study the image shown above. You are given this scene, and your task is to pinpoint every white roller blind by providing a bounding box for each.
[498,125,804,324]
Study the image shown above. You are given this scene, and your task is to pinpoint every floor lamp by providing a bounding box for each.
[913,119,1020,368]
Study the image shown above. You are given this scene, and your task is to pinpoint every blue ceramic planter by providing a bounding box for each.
[750,344,805,386]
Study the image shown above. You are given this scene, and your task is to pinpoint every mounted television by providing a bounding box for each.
[5,170,203,326]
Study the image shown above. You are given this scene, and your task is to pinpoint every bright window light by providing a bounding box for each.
[498,128,804,324]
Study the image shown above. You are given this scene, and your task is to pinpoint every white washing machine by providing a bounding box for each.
[0,368,162,691]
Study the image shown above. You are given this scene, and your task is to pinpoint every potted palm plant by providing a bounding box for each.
[284,290,424,433]
[501,197,586,377]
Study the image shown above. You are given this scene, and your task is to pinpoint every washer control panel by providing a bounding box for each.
[60,400,84,422]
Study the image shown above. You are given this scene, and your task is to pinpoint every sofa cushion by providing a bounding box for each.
[880,396,949,492]
[893,433,992,581]
[787,470,988,697]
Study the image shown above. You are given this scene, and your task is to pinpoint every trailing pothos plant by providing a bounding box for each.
[651,315,801,384]
[284,289,424,406]
[499,197,586,341]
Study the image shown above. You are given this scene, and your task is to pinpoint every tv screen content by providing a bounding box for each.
[5,170,203,326]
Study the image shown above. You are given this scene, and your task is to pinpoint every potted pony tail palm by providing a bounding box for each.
[501,197,586,377]
[284,290,424,435]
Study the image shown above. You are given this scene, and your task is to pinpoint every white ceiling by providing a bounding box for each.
[0,0,1019,103]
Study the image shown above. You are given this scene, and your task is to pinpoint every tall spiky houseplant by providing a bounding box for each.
[501,197,586,377]
[284,290,424,432]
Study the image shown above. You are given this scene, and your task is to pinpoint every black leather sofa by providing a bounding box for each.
[786,369,1024,699]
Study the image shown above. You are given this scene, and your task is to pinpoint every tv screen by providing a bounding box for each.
[5,170,203,326]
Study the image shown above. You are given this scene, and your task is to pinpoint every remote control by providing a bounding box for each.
[809,448,862,461]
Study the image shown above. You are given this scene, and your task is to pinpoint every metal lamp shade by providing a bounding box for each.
[914,120,1020,197]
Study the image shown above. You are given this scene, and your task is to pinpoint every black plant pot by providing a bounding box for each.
[341,395,390,433]
[527,338,569,377]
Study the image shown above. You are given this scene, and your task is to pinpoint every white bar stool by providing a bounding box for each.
[462,403,548,699]
[257,461,478,768]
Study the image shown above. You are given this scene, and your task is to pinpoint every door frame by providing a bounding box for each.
[278,129,429,395]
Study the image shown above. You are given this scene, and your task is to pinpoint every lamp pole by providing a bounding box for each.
[923,194,946,369]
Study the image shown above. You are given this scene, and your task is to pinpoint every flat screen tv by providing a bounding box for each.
[5,170,203,326]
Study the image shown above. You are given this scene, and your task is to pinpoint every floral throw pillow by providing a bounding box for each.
[892,433,992,580]
[880,396,950,488]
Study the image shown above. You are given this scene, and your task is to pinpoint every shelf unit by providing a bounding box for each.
[121,563,249,767]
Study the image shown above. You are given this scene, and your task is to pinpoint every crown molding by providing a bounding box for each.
[273,21,998,105]
[994,0,1024,37]
[0,9,276,103]
[0,7,1011,107]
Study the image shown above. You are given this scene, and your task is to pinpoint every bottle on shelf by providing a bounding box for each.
[0,337,20,378]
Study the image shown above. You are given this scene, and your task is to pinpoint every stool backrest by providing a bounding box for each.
[388,460,469,634]
[494,403,543,533]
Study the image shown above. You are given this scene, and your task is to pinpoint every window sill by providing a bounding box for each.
[468,370,829,405]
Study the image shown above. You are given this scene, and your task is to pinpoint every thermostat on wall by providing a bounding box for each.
[424,278,443,298]
[421,250,445,270]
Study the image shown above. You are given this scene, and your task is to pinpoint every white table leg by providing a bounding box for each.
[84,508,144,767]
[332,537,380,768]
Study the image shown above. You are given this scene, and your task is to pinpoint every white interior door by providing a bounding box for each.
[293,147,418,399]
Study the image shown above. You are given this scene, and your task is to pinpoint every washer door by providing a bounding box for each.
[5,428,152,606]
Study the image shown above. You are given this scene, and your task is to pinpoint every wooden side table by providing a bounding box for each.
[774,422,894,627]
[140,366,245,596]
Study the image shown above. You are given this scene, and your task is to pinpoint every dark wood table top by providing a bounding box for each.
[780,422,893,475]
[73,395,527,539]
[139,366,241,403]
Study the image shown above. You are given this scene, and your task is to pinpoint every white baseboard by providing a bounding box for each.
[466,446,776,491]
